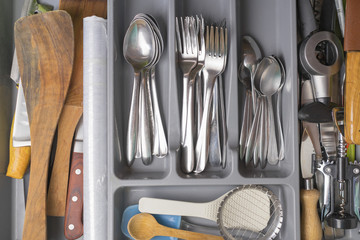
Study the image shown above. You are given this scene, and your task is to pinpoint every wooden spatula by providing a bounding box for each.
[345,0,360,144]
[14,10,74,240]
[46,0,107,217]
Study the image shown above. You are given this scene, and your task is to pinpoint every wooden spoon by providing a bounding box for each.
[14,10,74,240]
[128,213,224,240]
[46,0,107,217]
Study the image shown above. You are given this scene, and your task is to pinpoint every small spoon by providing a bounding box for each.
[128,213,224,240]
[123,18,156,166]
[241,36,262,112]
[254,56,285,165]
[238,36,262,160]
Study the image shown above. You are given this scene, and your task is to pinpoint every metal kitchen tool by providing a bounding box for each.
[121,205,181,240]
[140,185,283,240]
[136,13,167,159]
[128,213,223,240]
[315,108,360,230]
[194,25,227,173]
[64,118,84,240]
[176,16,204,173]
[299,31,343,106]
[14,10,74,240]
[209,24,227,169]
[238,36,261,162]
[124,17,156,166]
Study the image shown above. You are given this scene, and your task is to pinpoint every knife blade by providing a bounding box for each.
[301,129,315,179]
[64,118,83,240]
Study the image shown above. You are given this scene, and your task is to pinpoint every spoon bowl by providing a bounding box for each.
[254,56,283,96]
[123,19,156,71]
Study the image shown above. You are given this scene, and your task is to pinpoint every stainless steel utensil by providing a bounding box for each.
[238,36,262,161]
[194,25,227,173]
[123,18,156,166]
[176,16,198,173]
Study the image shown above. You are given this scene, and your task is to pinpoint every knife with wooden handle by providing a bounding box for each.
[345,0,360,144]
[300,129,322,240]
[64,119,83,240]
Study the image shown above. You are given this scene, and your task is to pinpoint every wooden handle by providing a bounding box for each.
[300,189,322,240]
[158,225,224,240]
[345,52,360,144]
[47,106,82,217]
[7,114,31,179]
[64,152,83,240]
[15,11,74,240]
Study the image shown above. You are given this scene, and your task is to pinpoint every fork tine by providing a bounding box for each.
[185,17,191,54]
[223,27,228,66]
[215,26,219,57]
[200,16,205,54]
[190,17,197,54]
[205,25,210,54]
[210,25,214,55]
[175,17,182,54]
[220,27,225,58]
[180,17,186,53]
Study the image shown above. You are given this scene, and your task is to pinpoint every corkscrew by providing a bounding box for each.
[316,108,360,229]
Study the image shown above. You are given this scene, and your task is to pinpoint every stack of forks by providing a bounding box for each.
[176,16,228,174]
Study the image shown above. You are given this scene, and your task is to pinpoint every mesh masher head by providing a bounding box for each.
[217,185,283,240]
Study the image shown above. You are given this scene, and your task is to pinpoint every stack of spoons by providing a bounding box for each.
[238,36,286,168]
[123,14,168,167]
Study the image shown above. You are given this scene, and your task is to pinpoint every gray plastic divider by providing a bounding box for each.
[108,0,300,239]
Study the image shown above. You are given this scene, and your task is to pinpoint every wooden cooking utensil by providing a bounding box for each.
[14,10,74,240]
[128,213,224,240]
[344,0,360,144]
[46,0,107,217]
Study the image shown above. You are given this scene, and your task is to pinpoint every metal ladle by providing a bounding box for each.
[254,56,285,166]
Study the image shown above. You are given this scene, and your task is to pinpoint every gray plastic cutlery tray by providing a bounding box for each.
[108,0,299,239]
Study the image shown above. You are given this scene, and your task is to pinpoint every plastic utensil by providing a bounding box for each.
[128,213,223,240]
[140,185,283,240]
[121,205,181,240]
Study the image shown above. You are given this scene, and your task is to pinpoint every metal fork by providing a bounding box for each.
[183,16,205,173]
[176,16,198,173]
[194,26,226,173]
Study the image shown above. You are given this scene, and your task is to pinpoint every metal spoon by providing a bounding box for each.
[254,56,285,165]
[123,18,156,166]
[238,36,262,160]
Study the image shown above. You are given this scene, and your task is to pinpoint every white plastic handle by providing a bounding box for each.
[139,197,219,222]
